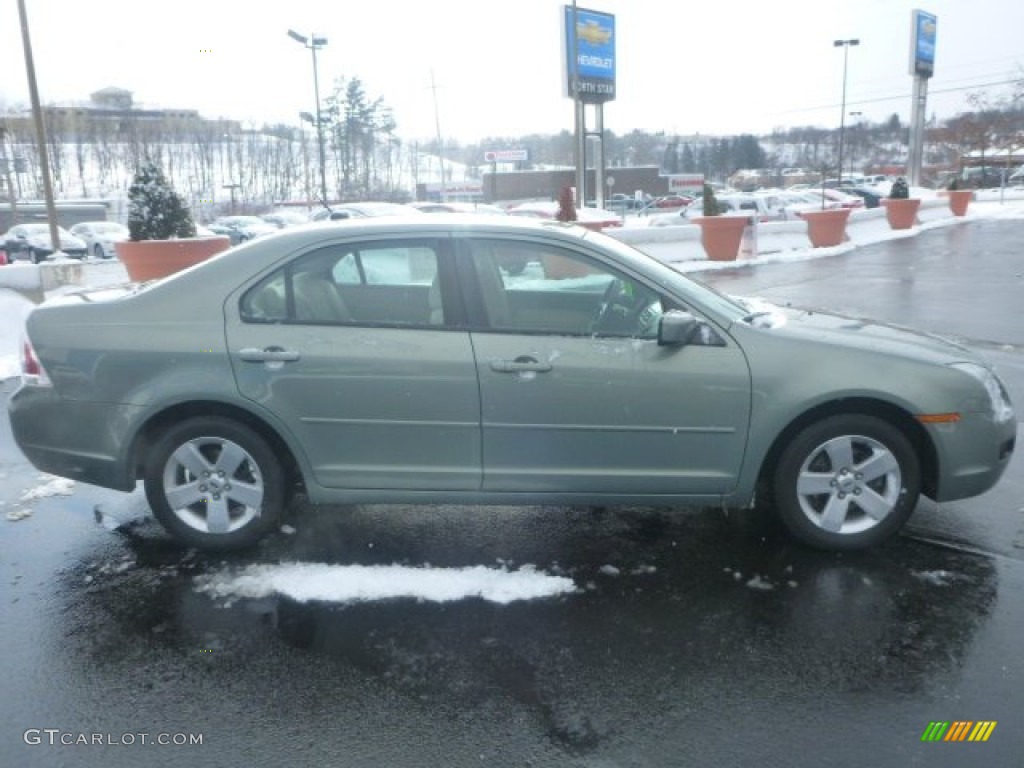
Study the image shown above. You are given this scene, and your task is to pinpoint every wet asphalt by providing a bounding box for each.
[2,218,1023,767]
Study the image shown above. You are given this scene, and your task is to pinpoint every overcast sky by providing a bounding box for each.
[1,0,1021,146]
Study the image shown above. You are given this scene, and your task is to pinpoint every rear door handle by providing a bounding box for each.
[238,346,301,363]
[490,357,552,374]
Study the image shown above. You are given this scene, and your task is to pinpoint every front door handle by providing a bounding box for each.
[238,346,301,363]
[490,356,552,374]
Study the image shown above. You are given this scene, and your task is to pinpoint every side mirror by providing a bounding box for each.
[658,310,699,347]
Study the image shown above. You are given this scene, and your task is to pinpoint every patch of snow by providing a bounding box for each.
[912,569,957,587]
[195,562,577,605]
[599,564,621,577]
[745,574,775,591]
[630,564,657,575]
[19,475,76,502]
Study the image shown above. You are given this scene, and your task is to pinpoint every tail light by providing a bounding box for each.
[21,335,52,388]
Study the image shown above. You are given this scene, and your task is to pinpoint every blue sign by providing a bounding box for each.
[911,9,937,78]
[564,6,616,103]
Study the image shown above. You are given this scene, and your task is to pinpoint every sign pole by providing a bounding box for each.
[907,9,936,187]
[908,76,928,187]
[593,105,606,210]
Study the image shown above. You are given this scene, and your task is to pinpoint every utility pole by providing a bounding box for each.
[430,71,448,202]
[17,0,60,253]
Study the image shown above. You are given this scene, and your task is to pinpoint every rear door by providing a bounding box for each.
[225,235,482,491]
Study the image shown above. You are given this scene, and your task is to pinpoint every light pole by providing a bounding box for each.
[834,38,859,185]
[848,111,863,177]
[288,29,329,207]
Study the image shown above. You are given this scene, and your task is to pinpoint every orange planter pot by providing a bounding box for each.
[694,216,747,261]
[542,252,592,279]
[115,236,231,282]
[799,208,851,248]
[946,189,973,217]
[882,198,921,230]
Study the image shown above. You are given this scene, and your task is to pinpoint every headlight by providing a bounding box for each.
[951,362,1015,422]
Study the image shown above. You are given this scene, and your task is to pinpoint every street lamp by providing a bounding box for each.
[848,111,863,177]
[834,38,859,185]
[288,29,329,207]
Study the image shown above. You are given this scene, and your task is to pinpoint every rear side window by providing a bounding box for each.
[240,239,445,327]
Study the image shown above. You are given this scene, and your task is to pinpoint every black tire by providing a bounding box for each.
[773,414,920,550]
[143,416,283,550]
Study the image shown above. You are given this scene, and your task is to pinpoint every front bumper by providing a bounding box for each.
[929,412,1017,502]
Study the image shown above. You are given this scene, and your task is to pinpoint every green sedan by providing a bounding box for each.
[9,217,1016,550]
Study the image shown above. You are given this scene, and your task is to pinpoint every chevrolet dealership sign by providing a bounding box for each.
[563,6,616,103]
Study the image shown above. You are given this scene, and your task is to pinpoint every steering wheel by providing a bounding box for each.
[592,278,664,337]
[591,278,626,332]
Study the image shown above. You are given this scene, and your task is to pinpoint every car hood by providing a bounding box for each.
[741,303,975,365]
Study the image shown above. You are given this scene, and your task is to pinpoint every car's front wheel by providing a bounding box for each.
[772,414,921,550]
[143,416,283,550]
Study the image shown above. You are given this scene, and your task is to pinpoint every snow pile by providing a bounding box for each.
[20,475,76,501]
[195,562,578,605]
[0,289,35,379]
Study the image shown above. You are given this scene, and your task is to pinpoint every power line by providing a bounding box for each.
[777,77,1021,117]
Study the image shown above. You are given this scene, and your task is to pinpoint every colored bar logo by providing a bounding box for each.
[921,721,997,742]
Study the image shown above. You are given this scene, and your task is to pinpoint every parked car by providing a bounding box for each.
[10,217,1015,552]
[649,195,693,209]
[260,211,310,229]
[808,188,866,209]
[506,201,622,231]
[311,202,423,221]
[841,187,884,209]
[650,193,783,226]
[958,167,1007,189]
[69,221,130,259]
[774,190,841,220]
[2,223,88,262]
[207,216,279,245]
[408,202,507,215]
[606,193,653,211]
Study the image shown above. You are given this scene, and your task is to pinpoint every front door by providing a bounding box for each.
[456,236,751,495]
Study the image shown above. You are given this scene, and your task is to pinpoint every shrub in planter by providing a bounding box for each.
[883,176,920,230]
[126,162,197,241]
[556,185,577,223]
[701,183,720,216]
[116,162,229,281]
[946,175,973,217]
[694,183,745,261]
[889,177,910,199]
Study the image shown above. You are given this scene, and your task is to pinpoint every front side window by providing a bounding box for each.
[461,238,666,339]
[240,239,444,327]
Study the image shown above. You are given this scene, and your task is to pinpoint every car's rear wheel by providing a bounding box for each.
[773,414,920,550]
[143,416,283,550]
